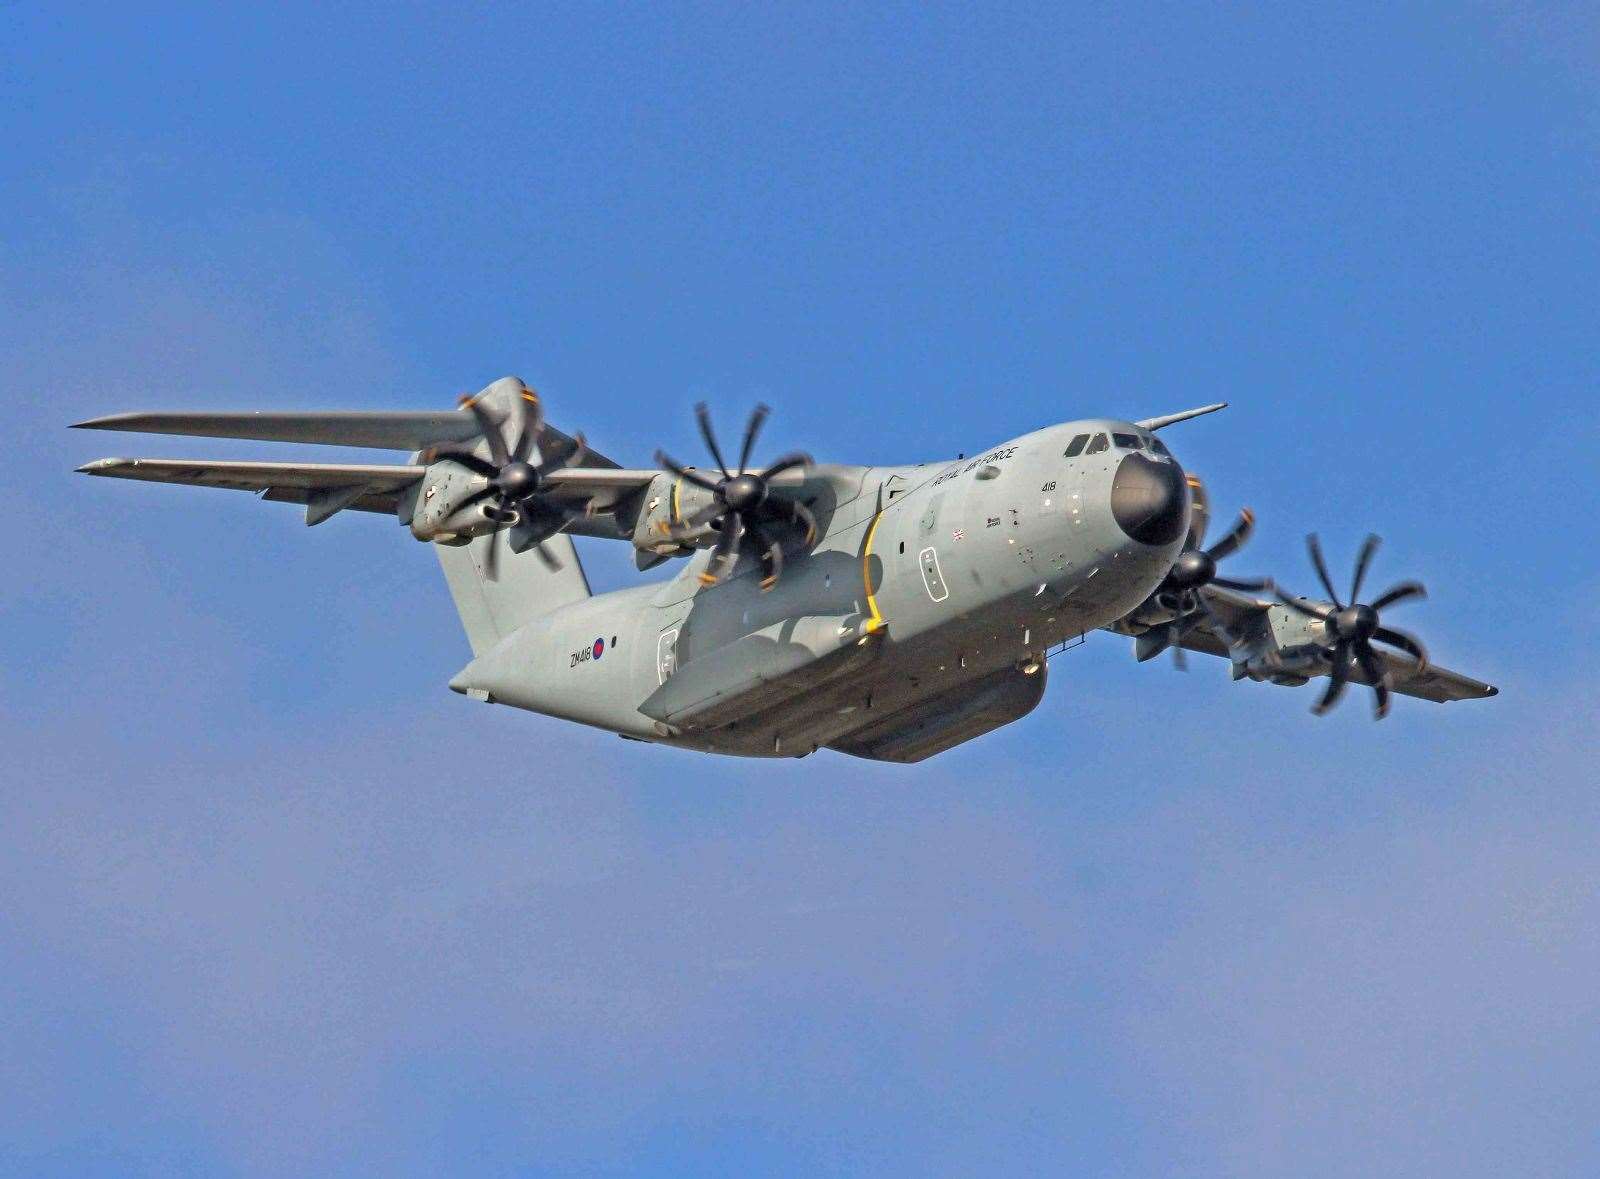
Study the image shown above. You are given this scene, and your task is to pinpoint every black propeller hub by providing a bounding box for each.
[721,473,767,512]
[1331,603,1379,642]
[494,460,541,501]
[654,402,815,591]
[1166,549,1216,590]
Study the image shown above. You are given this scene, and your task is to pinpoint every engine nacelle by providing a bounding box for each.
[404,459,501,543]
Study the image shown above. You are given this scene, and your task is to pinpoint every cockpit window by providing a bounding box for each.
[1113,432,1142,450]
[1063,433,1090,458]
[1148,437,1170,456]
[1085,433,1110,455]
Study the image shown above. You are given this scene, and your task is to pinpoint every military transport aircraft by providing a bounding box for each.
[75,377,1497,762]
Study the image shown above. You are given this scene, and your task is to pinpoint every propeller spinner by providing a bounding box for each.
[1142,506,1272,669]
[436,389,589,576]
[1277,533,1429,719]
[655,404,815,590]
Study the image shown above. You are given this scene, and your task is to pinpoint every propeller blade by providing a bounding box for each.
[789,499,818,547]
[1275,588,1334,620]
[655,451,722,493]
[765,496,818,547]
[737,403,770,476]
[1211,575,1272,593]
[1205,508,1255,562]
[1373,625,1429,670]
[698,515,742,585]
[1306,533,1343,608]
[748,519,783,590]
[694,403,732,477]
[460,395,510,467]
[1349,533,1381,604]
[564,431,590,469]
[1184,474,1210,550]
[759,451,813,480]
[1195,592,1235,647]
[1355,641,1390,719]
[542,429,587,469]
[437,450,498,478]
[667,502,727,540]
[456,485,496,510]
[1369,580,1427,613]
[1312,641,1352,715]
[1169,611,1207,671]
[534,539,563,571]
[511,390,545,463]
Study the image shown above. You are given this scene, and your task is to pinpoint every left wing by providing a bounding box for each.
[1149,585,1498,704]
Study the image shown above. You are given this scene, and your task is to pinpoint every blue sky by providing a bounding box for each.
[3,4,1597,1175]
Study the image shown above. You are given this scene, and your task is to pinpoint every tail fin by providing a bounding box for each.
[435,533,591,656]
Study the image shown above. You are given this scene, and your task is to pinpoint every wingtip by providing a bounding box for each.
[71,413,135,431]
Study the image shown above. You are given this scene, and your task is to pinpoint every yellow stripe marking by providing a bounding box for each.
[861,505,886,634]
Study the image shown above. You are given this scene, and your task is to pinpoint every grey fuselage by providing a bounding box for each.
[451,419,1189,761]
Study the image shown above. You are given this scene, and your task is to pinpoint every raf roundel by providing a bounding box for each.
[592,637,605,661]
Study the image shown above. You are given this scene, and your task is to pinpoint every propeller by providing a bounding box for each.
[437,389,589,577]
[1277,533,1430,719]
[1143,507,1272,669]
[654,403,815,590]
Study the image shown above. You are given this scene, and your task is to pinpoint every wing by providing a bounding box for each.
[72,409,623,469]
[73,410,479,450]
[77,457,425,524]
[79,455,664,530]
[1174,585,1498,703]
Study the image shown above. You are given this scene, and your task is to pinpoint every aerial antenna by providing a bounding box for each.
[1136,402,1228,431]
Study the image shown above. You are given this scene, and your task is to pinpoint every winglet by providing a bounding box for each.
[1136,402,1228,431]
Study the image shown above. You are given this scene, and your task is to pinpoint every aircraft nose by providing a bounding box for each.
[1110,451,1187,547]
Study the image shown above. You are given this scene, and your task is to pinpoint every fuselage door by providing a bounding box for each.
[657,628,680,684]
[918,545,950,602]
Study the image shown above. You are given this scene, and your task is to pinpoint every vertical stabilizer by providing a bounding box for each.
[435,534,591,656]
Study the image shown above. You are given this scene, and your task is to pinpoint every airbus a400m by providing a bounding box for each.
[76,378,1497,762]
